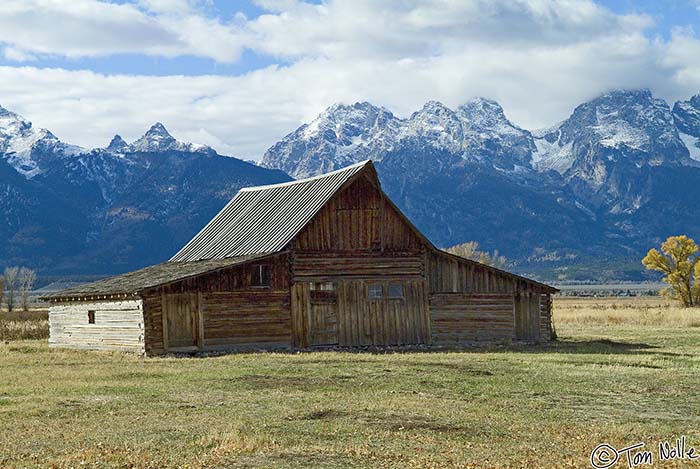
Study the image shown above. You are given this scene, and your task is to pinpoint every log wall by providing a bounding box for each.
[292,252,423,281]
[201,291,291,349]
[427,251,554,344]
[540,293,553,340]
[429,293,514,344]
[49,300,144,353]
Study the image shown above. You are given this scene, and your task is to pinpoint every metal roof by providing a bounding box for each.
[43,254,272,300]
[170,160,372,262]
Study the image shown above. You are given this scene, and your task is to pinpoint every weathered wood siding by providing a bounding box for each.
[201,291,291,349]
[292,252,423,281]
[49,300,144,353]
[427,251,554,344]
[293,175,423,253]
[430,293,514,344]
[289,175,430,348]
[427,251,516,294]
[540,293,552,340]
[291,279,429,348]
[142,254,291,354]
[337,279,429,346]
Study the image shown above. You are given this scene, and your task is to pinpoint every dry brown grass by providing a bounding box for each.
[554,296,700,327]
[0,307,49,341]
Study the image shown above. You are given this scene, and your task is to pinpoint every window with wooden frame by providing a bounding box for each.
[368,283,383,299]
[386,283,405,299]
[251,264,271,287]
[87,310,96,324]
[310,282,336,291]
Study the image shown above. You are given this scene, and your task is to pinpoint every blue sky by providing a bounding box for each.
[0,1,696,77]
[0,0,698,159]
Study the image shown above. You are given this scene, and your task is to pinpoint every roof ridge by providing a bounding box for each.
[240,160,372,192]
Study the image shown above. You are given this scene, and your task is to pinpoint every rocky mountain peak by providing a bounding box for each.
[533,88,690,180]
[0,105,32,135]
[405,101,464,150]
[129,122,177,151]
[673,96,700,136]
[457,97,505,118]
[126,122,210,154]
[106,134,128,151]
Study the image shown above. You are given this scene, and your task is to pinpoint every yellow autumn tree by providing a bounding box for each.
[444,241,507,269]
[642,235,700,307]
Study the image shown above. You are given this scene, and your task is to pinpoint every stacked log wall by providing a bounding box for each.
[49,300,144,353]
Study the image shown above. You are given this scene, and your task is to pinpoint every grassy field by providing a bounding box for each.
[2,299,700,468]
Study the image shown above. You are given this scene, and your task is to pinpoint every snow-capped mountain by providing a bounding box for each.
[5,88,700,280]
[673,95,700,161]
[126,122,213,154]
[533,89,691,186]
[262,101,400,178]
[262,97,535,176]
[262,90,700,280]
[0,107,290,274]
[0,105,82,178]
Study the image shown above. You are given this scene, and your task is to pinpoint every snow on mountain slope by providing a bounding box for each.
[0,104,291,273]
[673,96,700,162]
[262,97,536,177]
[531,126,575,174]
[680,132,700,161]
[532,89,691,186]
[261,102,401,178]
[0,105,82,178]
[127,122,212,154]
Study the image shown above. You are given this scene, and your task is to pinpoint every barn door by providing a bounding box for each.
[514,292,540,342]
[309,288,338,346]
[162,293,200,351]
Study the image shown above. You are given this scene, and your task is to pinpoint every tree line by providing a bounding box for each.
[0,267,37,312]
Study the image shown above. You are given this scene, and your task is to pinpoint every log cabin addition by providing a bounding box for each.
[44,160,557,354]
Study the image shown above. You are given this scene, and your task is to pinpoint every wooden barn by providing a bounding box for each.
[45,160,557,354]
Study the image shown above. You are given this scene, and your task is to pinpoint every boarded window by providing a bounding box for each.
[387,284,404,299]
[251,265,271,287]
[87,310,96,324]
[368,283,383,299]
[310,282,336,291]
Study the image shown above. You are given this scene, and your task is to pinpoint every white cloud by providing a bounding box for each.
[0,0,247,62]
[0,1,699,161]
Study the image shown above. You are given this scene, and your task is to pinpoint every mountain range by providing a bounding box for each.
[0,106,289,275]
[262,89,700,280]
[2,88,700,280]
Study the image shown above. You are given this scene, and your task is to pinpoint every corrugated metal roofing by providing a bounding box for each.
[170,160,371,262]
[43,254,272,299]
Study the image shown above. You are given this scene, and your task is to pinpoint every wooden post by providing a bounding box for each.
[197,292,204,350]
[161,293,169,352]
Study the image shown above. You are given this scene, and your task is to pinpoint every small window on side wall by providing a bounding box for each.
[387,284,404,299]
[368,283,383,299]
[251,264,271,287]
[87,310,96,324]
